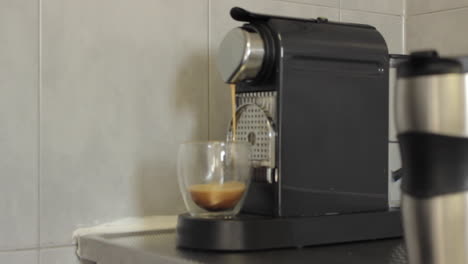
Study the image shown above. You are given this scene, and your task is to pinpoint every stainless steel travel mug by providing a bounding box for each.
[396,51,468,264]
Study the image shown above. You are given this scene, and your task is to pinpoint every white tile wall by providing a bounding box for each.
[40,247,82,264]
[0,250,38,264]
[341,10,404,54]
[407,8,468,55]
[341,0,404,15]
[0,0,39,250]
[407,0,468,15]
[277,0,339,7]
[40,0,207,246]
[1,0,405,262]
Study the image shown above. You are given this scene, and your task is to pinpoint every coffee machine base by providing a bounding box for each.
[176,210,402,251]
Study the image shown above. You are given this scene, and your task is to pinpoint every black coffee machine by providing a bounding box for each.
[177,7,402,251]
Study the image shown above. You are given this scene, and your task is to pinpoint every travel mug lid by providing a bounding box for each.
[397,50,468,78]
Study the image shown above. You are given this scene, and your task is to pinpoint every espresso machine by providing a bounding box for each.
[177,7,402,251]
[396,51,468,264]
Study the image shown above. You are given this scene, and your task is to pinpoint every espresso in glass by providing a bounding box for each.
[177,141,251,217]
[189,181,246,211]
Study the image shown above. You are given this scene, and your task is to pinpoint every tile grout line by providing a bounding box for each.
[271,0,338,9]
[402,15,406,54]
[274,0,403,17]
[39,244,76,250]
[402,0,407,17]
[339,0,342,21]
[409,5,468,16]
[207,0,211,140]
[340,7,403,17]
[37,0,42,261]
[0,244,74,253]
[402,0,407,53]
[0,247,38,253]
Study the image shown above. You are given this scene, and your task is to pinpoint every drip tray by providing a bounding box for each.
[177,210,403,251]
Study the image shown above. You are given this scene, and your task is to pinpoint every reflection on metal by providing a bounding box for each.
[396,73,468,138]
[402,192,468,264]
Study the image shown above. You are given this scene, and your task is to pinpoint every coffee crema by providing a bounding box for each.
[189,181,246,211]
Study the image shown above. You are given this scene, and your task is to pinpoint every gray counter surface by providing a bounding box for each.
[78,229,407,264]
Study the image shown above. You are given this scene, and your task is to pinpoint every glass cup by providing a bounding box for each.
[177,141,252,218]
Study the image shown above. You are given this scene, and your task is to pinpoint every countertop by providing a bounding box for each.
[78,229,407,264]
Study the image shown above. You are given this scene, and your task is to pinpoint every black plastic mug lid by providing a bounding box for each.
[397,50,468,78]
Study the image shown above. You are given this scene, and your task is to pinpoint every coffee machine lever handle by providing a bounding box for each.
[230,7,318,23]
